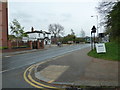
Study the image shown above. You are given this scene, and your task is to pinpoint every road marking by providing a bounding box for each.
[1,62,37,73]
[0,69,11,74]
[28,65,57,89]
[4,56,11,57]
[23,65,43,88]
[48,80,54,83]
[24,64,57,89]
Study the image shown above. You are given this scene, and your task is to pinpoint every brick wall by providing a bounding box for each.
[0,1,8,47]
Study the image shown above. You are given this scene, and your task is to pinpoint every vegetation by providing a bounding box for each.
[88,42,120,61]
[10,19,27,38]
[48,24,64,38]
[62,34,76,43]
[8,35,16,41]
[0,47,8,50]
[59,34,86,44]
[71,29,75,35]
[10,19,28,47]
[58,29,86,44]
[80,29,85,38]
[89,1,120,61]
[97,1,120,42]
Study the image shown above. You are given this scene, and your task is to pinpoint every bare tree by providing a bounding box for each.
[48,24,64,38]
[71,29,75,35]
[96,1,116,26]
[80,29,85,38]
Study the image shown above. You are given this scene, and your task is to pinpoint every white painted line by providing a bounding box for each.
[0,70,9,74]
[4,56,11,58]
[0,62,37,73]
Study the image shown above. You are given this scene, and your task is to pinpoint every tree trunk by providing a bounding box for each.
[16,37,19,47]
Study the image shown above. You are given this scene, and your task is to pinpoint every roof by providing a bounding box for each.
[26,30,51,34]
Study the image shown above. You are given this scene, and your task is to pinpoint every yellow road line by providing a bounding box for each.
[24,64,57,89]
[28,66,57,89]
[48,80,54,83]
[23,65,43,88]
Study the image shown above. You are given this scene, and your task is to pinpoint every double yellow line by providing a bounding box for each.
[23,64,57,89]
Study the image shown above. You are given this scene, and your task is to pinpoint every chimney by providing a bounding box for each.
[31,27,34,32]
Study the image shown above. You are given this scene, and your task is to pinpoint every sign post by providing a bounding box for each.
[91,26,96,50]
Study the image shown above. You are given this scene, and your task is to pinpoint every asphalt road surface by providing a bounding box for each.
[2,44,90,88]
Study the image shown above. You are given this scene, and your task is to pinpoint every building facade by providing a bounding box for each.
[0,1,8,47]
[23,28,51,45]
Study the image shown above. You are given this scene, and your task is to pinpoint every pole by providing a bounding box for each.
[96,15,99,43]
[91,32,93,50]
[96,15,98,37]
[91,15,99,43]
[94,33,95,49]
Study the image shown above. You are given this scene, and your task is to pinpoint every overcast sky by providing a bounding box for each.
[8,0,101,37]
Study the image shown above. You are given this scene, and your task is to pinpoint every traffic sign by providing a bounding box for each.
[95,43,106,53]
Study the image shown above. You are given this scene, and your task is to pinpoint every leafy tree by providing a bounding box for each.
[62,34,76,43]
[8,35,16,41]
[108,2,120,41]
[75,37,85,43]
[10,19,27,47]
[97,1,120,42]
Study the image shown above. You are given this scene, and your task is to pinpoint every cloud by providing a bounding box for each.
[12,11,32,18]
[61,13,72,18]
[60,13,72,22]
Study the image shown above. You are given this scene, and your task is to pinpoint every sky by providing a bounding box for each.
[8,0,102,37]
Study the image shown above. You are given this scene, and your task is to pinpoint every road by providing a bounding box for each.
[2,44,90,88]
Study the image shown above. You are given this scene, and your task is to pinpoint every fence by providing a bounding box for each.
[8,40,31,49]
[11,41,30,49]
[8,40,44,50]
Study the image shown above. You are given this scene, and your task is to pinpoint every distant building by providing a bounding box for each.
[99,33,109,43]
[0,1,8,47]
[85,36,91,43]
[23,27,51,45]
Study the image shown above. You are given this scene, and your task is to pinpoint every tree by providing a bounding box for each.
[97,1,120,42]
[10,19,27,47]
[8,35,16,41]
[97,1,116,26]
[108,2,120,41]
[80,29,85,38]
[62,34,76,44]
[48,24,64,38]
[71,29,75,35]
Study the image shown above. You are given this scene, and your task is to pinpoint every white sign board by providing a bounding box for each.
[95,43,106,53]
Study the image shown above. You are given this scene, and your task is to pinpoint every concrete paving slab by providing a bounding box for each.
[35,65,69,82]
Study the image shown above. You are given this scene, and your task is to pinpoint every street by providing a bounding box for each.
[2,44,90,88]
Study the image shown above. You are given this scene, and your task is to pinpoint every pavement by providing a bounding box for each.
[2,44,57,57]
[2,44,68,57]
[24,47,119,88]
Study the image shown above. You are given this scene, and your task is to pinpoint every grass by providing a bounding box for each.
[88,42,120,61]
[0,47,8,50]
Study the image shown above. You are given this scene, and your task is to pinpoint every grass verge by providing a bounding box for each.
[0,47,8,50]
[88,42,120,61]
